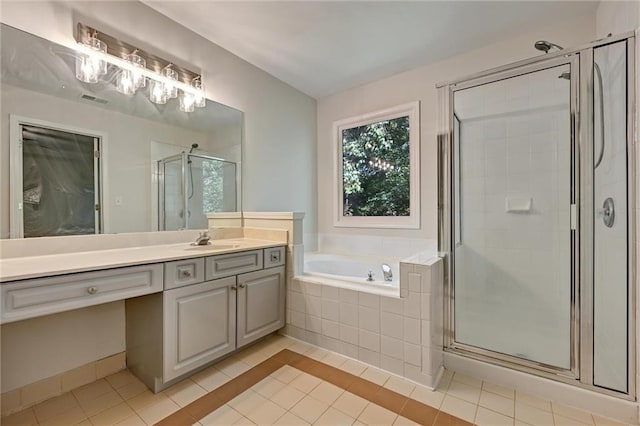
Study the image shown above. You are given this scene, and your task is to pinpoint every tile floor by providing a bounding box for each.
[1,334,630,426]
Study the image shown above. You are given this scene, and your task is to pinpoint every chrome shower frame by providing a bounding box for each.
[437,31,636,399]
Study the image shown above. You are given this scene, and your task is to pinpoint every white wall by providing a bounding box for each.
[316,14,596,249]
[0,0,316,391]
[596,0,640,37]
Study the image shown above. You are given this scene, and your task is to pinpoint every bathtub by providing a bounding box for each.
[303,252,400,296]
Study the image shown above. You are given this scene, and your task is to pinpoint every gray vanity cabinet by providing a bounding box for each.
[163,276,236,382]
[237,266,285,348]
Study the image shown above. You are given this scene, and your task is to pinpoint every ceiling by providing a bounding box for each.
[145,1,599,99]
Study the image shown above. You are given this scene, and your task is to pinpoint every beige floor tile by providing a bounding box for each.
[288,340,314,355]
[2,408,38,426]
[62,364,97,393]
[133,397,180,425]
[393,415,421,426]
[447,380,481,404]
[233,415,256,425]
[482,382,515,399]
[322,352,348,368]
[290,395,330,424]
[1,389,21,417]
[38,406,87,426]
[126,391,172,412]
[440,395,477,423]
[96,353,126,379]
[72,379,113,405]
[270,385,306,411]
[515,391,552,412]
[274,411,311,426]
[552,403,595,425]
[114,414,146,425]
[245,400,286,425]
[383,376,415,397]
[436,370,454,392]
[33,392,79,422]
[331,391,369,419]
[340,359,367,376]
[78,389,124,417]
[75,420,93,426]
[306,347,331,361]
[89,402,135,426]
[357,403,398,426]
[114,379,148,401]
[200,404,243,426]
[215,358,252,378]
[554,413,594,426]
[360,367,391,386]
[353,422,367,426]
[289,372,322,394]
[163,379,207,407]
[314,406,355,426]
[105,371,139,390]
[252,376,287,399]
[229,390,267,416]
[592,414,626,426]
[452,372,483,388]
[475,407,515,426]
[191,367,231,392]
[270,365,303,384]
[479,390,514,417]
[308,381,344,405]
[515,401,554,426]
[410,386,445,409]
[21,376,61,407]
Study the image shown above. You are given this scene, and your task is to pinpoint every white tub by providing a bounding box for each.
[303,252,400,295]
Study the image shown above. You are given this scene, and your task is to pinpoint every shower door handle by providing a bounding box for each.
[598,197,615,228]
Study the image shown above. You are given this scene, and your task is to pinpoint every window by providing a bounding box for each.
[333,101,420,228]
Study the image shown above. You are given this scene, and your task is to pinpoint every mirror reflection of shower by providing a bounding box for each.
[158,149,238,231]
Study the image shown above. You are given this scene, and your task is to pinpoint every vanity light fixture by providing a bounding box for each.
[74,23,206,112]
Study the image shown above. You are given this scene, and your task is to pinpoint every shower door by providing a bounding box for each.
[450,57,577,374]
[440,33,636,396]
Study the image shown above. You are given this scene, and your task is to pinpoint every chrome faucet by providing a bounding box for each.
[382,264,393,282]
[192,231,211,246]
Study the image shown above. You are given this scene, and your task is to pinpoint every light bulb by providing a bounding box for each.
[75,54,99,83]
[163,67,178,99]
[75,33,107,83]
[150,80,167,104]
[191,77,206,108]
[129,52,146,89]
[179,91,195,112]
[117,68,135,95]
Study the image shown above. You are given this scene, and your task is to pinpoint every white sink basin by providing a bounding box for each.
[184,244,241,251]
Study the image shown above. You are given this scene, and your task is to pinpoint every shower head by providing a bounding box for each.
[534,40,564,53]
[189,143,199,153]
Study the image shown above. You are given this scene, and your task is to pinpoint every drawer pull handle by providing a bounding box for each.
[87,287,98,295]
[180,270,192,278]
[230,285,237,291]
[239,283,246,289]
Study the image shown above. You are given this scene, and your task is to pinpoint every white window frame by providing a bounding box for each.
[333,101,420,229]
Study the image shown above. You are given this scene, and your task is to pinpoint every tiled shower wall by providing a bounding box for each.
[283,258,444,388]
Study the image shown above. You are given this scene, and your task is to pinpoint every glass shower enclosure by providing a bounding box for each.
[438,33,635,397]
[158,152,238,231]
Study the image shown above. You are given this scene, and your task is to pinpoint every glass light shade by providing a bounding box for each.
[192,77,206,108]
[117,68,135,95]
[163,67,178,98]
[129,52,146,89]
[75,54,99,83]
[149,80,167,104]
[179,91,195,112]
[87,36,107,75]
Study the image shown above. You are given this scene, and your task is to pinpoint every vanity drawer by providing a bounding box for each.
[264,246,285,268]
[1,264,163,324]
[205,250,263,280]
[164,258,205,290]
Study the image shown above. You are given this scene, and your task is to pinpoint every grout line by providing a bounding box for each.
[154,349,473,426]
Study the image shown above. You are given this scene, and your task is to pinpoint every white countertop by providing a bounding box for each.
[0,238,285,282]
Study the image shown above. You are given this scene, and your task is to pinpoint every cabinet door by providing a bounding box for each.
[163,276,236,382]
[237,266,285,348]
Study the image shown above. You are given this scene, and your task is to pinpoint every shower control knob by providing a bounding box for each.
[600,197,615,228]
[87,287,97,295]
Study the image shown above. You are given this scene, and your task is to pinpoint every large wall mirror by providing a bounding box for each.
[0,24,243,239]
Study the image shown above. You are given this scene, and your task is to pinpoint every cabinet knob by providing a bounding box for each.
[87,287,98,295]
[180,270,192,278]
[238,283,246,289]
[230,285,237,291]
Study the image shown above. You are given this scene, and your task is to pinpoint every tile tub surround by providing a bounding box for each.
[284,256,444,389]
[2,334,624,426]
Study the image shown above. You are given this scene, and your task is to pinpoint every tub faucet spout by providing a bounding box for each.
[382,264,393,282]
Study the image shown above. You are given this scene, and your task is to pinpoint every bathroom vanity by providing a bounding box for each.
[0,239,287,393]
